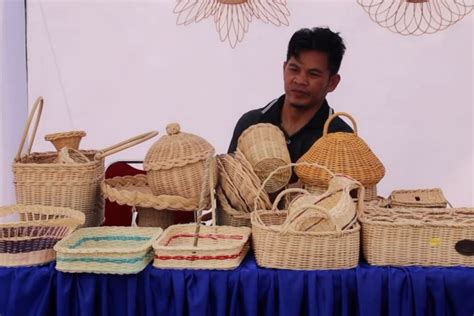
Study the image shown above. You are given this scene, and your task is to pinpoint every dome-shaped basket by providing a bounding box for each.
[237,123,291,193]
[295,112,385,200]
[45,130,86,151]
[0,204,85,267]
[144,123,215,201]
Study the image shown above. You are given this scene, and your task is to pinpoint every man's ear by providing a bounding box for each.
[283,61,287,72]
[327,74,341,93]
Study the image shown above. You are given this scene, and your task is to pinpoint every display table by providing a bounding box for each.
[1,252,473,315]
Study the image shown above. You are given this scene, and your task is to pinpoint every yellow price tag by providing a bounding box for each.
[430,237,441,247]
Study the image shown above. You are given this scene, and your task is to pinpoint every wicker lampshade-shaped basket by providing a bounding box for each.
[144,123,215,201]
[295,112,385,200]
[237,123,291,193]
[45,130,86,151]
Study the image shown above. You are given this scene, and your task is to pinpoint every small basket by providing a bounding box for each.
[237,123,291,193]
[153,157,251,270]
[295,112,385,201]
[54,226,163,274]
[0,204,85,267]
[216,187,251,227]
[45,130,86,151]
[360,205,474,267]
[389,188,450,208]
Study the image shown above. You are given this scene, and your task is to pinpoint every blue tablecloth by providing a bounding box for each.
[1,252,473,316]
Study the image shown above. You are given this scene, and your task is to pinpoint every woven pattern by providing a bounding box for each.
[0,205,84,267]
[102,174,204,211]
[14,150,105,227]
[251,211,360,270]
[216,187,251,227]
[389,188,449,208]
[305,183,378,202]
[360,206,474,267]
[54,226,162,274]
[295,112,385,190]
[44,130,86,151]
[144,123,215,199]
[137,208,176,229]
[287,175,364,232]
[237,123,291,193]
[153,224,251,270]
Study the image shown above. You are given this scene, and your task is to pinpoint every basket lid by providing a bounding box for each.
[295,112,385,185]
[144,123,215,171]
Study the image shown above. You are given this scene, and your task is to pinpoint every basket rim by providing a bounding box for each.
[13,149,102,166]
[101,174,203,211]
[53,226,163,254]
[44,130,86,141]
[0,204,85,227]
[153,223,251,251]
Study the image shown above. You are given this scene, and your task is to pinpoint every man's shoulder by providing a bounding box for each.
[236,98,280,128]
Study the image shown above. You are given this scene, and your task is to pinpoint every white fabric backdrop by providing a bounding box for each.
[21,0,474,206]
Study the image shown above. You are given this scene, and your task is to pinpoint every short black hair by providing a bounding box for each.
[286,27,346,75]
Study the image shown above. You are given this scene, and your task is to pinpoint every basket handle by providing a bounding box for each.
[94,131,159,160]
[271,188,309,211]
[323,112,358,136]
[281,203,342,234]
[15,96,44,160]
[253,162,335,212]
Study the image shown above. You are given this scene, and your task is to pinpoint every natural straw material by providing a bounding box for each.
[54,226,163,274]
[389,188,450,208]
[136,208,176,229]
[237,123,291,193]
[0,204,84,267]
[144,123,215,200]
[295,112,385,200]
[251,162,361,270]
[13,97,158,227]
[360,205,474,267]
[45,130,86,151]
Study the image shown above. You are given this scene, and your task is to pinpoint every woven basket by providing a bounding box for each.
[216,187,251,227]
[237,123,291,193]
[44,130,86,151]
[144,123,215,203]
[250,162,361,270]
[54,226,163,274]
[13,97,158,227]
[0,204,84,267]
[251,211,360,270]
[153,157,251,270]
[360,205,474,267]
[136,208,176,229]
[389,188,450,208]
[295,112,385,201]
[153,224,251,270]
[304,184,378,202]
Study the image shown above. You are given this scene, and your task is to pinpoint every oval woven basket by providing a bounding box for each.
[144,123,215,201]
[237,123,291,193]
[295,112,385,201]
[0,204,85,267]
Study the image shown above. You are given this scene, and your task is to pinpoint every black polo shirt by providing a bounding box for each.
[228,95,353,162]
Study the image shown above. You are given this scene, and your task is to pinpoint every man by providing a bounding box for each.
[228,27,352,163]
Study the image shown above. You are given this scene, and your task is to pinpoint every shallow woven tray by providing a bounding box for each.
[153,224,251,270]
[101,174,205,211]
[54,226,163,274]
[0,204,85,267]
[360,206,474,267]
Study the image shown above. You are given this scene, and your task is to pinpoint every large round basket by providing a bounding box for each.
[295,112,385,201]
[237,123,291,193]
[0,204,85,267]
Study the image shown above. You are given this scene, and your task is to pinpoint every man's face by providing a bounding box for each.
[283,50,340,110]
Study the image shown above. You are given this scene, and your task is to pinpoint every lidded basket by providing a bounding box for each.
[295,112,385,200]
[143,123,215,202]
